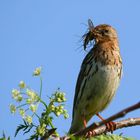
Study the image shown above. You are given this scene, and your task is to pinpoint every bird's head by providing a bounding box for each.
[92,24,118,42]
[83,19,118,50]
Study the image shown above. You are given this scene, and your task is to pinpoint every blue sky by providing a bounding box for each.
[0,0,140,139]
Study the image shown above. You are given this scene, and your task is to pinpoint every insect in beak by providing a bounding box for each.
[83,19,95,50]
[88,19,94,32]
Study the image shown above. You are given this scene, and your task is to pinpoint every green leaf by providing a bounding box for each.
[0,132,10,140]
[15,120,34,137]
[27,134,39,140]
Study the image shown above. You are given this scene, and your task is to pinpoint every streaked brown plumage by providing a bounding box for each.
[69,20,122,134]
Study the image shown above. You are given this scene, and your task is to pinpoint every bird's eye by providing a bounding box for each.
[100,29,109,36]
[104,29,109,33]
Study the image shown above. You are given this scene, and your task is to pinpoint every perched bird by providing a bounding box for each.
[69,19,122,134]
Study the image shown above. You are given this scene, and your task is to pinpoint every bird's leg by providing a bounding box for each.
[81,115,87,128]
[82,116,96,138]
[96,113,116,132]
[83,118,87,128]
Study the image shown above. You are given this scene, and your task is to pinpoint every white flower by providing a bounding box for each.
[10,104,16,114]
[25,115,32,124]
[16,94,23,102]
[19,81,26,89]
[19,108,25,117]
[26,89,39,102]
[33,67,42,76]
[26,98,33,104]
[50,104,55,111]
[64,113,69,119]
[12,89,20,99]
[29,104,38,112]
[56,112,61,116]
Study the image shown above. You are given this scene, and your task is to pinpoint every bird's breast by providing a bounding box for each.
[77,61,122,119]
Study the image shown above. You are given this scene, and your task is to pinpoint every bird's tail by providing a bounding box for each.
[69,119,84,134]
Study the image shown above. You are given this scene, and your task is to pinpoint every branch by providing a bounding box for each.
[53,118,140,140]
[51,101,140,140]
[88,117,140,137]
[75,101,140,136]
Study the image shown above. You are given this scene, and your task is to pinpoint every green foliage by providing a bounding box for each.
[15,120,34,137]
[0,132,10,140]
[9,67,69,139]
[70,134,135,140]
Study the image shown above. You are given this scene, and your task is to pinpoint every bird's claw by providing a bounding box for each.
[85,130,96,138]
[105,121,116,133]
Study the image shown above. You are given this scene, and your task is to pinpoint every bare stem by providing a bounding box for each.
[39,76,43,98]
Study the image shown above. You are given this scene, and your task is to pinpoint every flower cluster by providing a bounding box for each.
[49,90,69,119]
[36,124,46,136]
[10,67,69,139]
[54,91,66,102]
[26,89,39,104]
[12,89,22,102]
[10,81,39,124]
[10,67,42,124]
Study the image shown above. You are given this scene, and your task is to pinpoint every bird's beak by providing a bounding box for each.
[90,29,99,39]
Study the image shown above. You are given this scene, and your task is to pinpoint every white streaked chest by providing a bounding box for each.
[76,61,122,115]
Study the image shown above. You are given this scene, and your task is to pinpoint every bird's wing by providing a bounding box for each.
[72,47,95,118]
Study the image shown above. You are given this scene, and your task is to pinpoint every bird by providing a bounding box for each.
[69,19,122,134]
